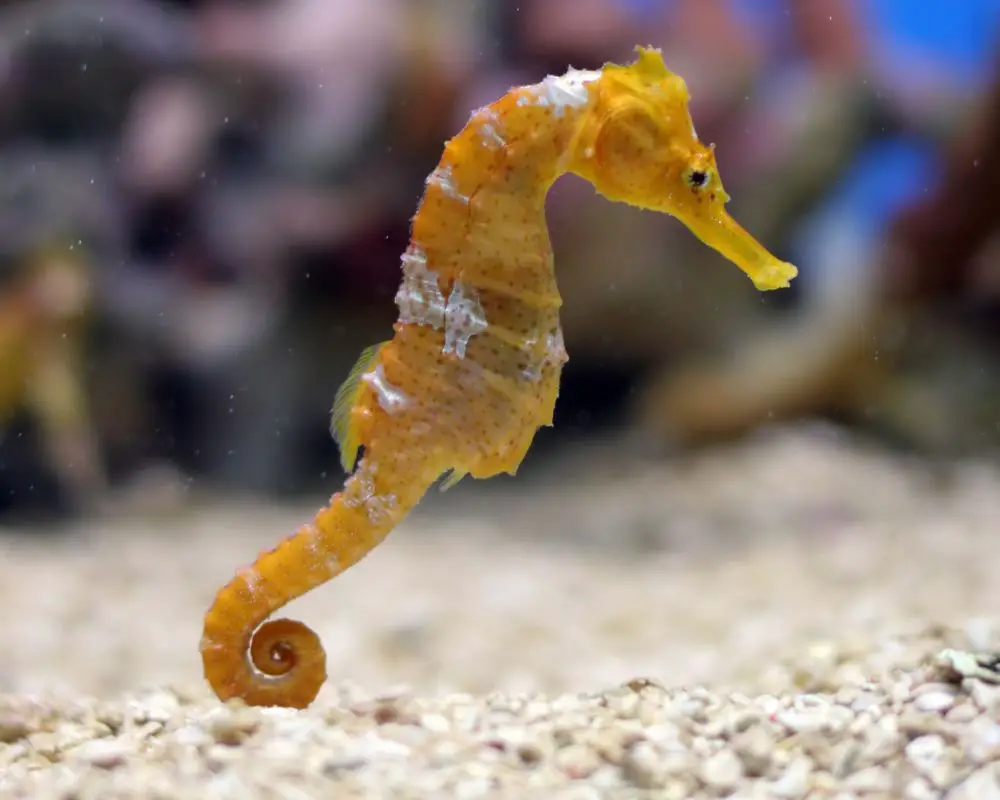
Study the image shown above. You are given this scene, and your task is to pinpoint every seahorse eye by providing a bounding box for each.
[685,169,708,189]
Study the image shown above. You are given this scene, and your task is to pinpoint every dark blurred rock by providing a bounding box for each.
[0,0,191,145]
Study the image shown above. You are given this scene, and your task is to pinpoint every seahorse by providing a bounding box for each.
[200,46,798,708]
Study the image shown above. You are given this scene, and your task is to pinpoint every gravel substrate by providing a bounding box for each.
[3,426,1000,798]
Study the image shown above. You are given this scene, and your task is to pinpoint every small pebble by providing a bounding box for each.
[69,738,132,769]
[555,744,601,780]
[700,747,743,792]
[621,741,666,790]
[0,713,32,744]
[914,691,955,714]
[208,708,260,746]
[844,766,892,793]
[732,725,773,777]
[949,765,1000,800]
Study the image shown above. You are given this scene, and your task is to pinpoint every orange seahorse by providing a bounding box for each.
[200,46,798,708]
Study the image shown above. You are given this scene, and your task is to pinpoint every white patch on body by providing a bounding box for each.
[544,328,568,367]
[341,461,398,526]
[395,246,447,328]
[346,462,375,506]
[520,330,567,382]
[237,566,264,600]
[362,363,410,414]
[303,523,339,576]
[518,68,601,116]
[199,634,224,652]
[443,281,489,359]
[475,107,506,148]
[521,363,541,382]
[363,493,393,525]
[427,163,468,203]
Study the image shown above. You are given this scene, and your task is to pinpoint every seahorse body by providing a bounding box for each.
[200,46,797,708]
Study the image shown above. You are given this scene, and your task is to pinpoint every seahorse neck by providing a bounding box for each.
[507,67,604,191]
[398,66,604,332]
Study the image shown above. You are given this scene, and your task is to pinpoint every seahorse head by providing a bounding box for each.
[572,46,797,291]
[575,47,728,213]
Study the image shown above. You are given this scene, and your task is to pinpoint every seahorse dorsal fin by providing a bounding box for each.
[330,341,388,473]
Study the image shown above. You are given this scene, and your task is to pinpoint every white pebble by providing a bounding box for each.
[913,691,954,713]
[905,734,945,775]
[69,738,131,769]
[700,747,743,792]
[770,755,813,798]
[420,713,451,733]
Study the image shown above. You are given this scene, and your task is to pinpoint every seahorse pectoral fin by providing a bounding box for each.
[330,341,389,472]
[684,209,798,291]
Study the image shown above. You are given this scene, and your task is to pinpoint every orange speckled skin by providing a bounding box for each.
[200,47,797,709]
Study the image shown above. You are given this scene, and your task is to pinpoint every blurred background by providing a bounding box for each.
[4,0,1000,704]
[0,0,997,518]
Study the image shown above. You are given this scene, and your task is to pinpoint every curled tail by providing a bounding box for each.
[200,450,434,708]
